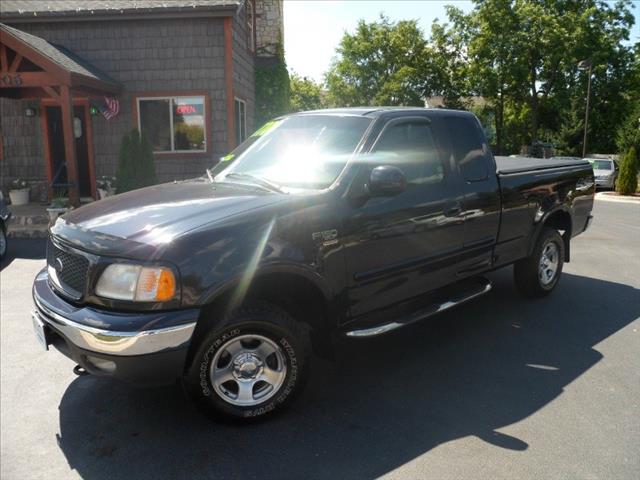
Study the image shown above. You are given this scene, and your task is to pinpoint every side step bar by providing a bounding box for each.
[345,278,492,337]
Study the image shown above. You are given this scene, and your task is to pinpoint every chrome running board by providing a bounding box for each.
[345,279,492,338]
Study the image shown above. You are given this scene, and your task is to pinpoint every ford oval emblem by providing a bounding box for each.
[55,257,64,273]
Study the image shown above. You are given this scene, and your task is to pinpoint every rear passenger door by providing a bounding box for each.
[343,116,466,317]
[445,115,501,275]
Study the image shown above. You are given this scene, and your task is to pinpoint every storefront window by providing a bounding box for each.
[137,96,206,153]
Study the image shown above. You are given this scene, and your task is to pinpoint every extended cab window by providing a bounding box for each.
[373,120,444,186]
[447,116,488,182]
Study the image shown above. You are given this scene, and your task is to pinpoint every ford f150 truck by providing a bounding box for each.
[32,108,595,421]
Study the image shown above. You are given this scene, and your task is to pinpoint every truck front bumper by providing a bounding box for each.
[32,268,200,386]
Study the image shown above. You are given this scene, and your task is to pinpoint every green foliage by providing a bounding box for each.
[325,15,428,106]
[290,73,325,112]
[115,129,157,194]
[174,123,205,149]
[616,147,638,195]
[616,103,640,166]
[323,1,638,155]
[255,41,290,127]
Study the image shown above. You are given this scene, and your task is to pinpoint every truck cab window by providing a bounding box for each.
[373,120,444,186]
[447,116,488,182]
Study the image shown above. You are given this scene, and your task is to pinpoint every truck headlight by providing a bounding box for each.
[95,264,177,302]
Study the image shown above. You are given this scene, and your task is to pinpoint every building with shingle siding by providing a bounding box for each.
[0,0,283,203]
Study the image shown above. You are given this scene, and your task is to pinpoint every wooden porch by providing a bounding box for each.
[0,23,121,206]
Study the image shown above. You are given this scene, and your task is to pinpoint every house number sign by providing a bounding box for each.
[0,74,23,87]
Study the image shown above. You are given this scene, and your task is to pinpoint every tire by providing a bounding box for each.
[184,301,311,422]
[0,224,7,260]
[514,227,564,298]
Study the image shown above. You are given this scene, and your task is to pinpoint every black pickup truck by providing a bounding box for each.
[32,108,594,420]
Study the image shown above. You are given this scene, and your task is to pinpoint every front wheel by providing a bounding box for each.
[0,225,7,260]
[184,301,311,422]
[514,227,564,298]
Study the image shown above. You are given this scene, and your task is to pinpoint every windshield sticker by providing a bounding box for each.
[251,120,280,138]
[221,153,235,162]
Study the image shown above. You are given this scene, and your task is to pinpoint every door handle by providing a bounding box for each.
[444,203,462,217]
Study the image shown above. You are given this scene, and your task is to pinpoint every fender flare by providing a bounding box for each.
[527,206,573,261]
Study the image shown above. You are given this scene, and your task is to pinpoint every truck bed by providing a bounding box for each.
[495,156,590,175]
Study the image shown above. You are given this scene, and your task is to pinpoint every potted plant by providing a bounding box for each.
[46,191,70,224]
[8,179,30,206]
[96,175,116,199]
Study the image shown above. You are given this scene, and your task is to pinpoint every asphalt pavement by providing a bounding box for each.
[1,199,639,480]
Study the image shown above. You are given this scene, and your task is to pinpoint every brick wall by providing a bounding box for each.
[1,15,252,193]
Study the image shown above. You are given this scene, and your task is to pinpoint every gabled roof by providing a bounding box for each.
[1,23,117,85]
[0,23,120,94]
[0,1,241,21]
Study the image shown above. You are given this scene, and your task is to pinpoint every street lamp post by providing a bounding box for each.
[578,59,593,158]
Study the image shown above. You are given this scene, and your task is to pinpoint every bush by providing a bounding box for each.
[616,147,638,195]
[115,129,157,194]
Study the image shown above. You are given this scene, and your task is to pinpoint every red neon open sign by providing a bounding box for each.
[175,104,197,114]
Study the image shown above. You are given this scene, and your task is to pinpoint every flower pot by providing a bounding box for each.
[47,207,69,225]
[9,188,30,206]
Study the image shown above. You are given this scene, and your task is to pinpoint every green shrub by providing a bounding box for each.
[616,147,638,196]
[115,129,157,194]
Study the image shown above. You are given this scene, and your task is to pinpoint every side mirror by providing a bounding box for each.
[368,165,406,196]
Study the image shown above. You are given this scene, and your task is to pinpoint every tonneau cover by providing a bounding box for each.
[495,156,591,175]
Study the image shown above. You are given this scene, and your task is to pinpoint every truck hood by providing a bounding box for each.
[54,180,286,251]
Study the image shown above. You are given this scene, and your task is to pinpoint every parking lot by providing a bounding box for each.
[1,199,639,480]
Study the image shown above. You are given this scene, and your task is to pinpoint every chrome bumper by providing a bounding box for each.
[32,269,198,356]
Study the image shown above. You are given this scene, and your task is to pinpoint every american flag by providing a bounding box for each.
[100,96,119,120]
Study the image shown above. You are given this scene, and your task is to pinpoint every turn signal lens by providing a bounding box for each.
[135,267,176,302]
[96,264,177,302]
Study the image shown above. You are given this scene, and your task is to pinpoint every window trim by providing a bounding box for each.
[246,0,256,53]
[234,96,247,146]
[370,116,433,151]
[133,91,211,158]
[445,115,490,183]
[370,116,447,186]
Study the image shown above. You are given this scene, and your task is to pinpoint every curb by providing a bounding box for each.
[595,192,640,204]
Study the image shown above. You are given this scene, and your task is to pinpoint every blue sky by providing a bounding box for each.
[283,0,640,83]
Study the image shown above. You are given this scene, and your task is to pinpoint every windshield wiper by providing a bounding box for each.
[223,173,286,194]
[206,168,214,183]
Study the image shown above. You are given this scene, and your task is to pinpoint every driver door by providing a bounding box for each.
[342,116,466,318]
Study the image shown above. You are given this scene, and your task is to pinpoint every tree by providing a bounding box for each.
[464,0,526,153]
[290,73,325,112]
[116,129,157,194]
[325,15,428,106]
[322,0,638,155]
[616,103,640,165]
[255,40,290,127]
[616,146,638,195]
[423,6,473,109]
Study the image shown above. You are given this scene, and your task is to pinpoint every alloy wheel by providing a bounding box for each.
[209,334,287,407]
[538,240,559,286]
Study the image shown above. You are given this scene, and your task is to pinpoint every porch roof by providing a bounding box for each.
[0,23,121,97]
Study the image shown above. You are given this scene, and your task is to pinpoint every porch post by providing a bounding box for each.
[60,85,80,207]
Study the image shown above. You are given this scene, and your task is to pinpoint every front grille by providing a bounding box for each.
[47,240,89,297]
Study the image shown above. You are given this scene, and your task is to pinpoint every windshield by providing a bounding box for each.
[211,115,372,190]
[588,159,612,170]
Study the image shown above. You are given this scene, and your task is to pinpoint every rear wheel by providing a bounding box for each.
[184,301,311,422]
[514,227,564,298]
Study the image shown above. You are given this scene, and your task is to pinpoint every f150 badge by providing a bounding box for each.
[312,229,339,246]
